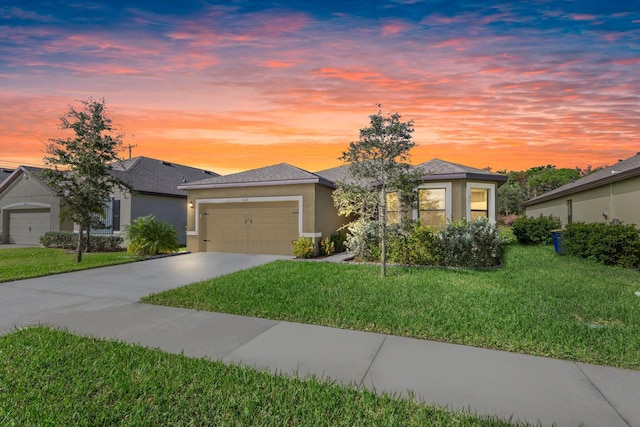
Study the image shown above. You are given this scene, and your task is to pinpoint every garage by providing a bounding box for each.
[203,201,299,255]
[8,209,50,245]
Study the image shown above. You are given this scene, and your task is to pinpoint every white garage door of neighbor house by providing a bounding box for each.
[9,211,51,245]
[204,201,299,255]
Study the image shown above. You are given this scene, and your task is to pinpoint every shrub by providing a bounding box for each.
[330,229,348,253]
[439,218,508,268]
[40,232,123,252]
[565,222,640,268]
[344,219,379,261]
[386,221,442,265]
[293,237,315,259]
[41,231,77,249]
[123,215,179,256]
[512,214,561,245]
[319,237,335,257]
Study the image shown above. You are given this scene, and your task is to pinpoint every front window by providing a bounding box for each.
[386,192,399,225]
[470,188,489,220]
[418,188,446,228]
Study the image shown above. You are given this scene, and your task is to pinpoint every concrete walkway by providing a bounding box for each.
[1,252,639,427]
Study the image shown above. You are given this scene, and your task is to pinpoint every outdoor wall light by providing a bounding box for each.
[189,201,194,209]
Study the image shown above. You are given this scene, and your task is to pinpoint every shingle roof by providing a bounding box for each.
[179,163,335,189]
[417,158,507,182]
[524,153,640,206]
[0,168,15,185]
[111,157,218,196]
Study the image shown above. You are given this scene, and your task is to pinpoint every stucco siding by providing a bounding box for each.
[525,176,640,227]
[314,184,347,239]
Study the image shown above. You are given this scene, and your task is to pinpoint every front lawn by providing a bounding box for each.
[143,245,640,370]
[0,248,143,283]
[0,327,522,426]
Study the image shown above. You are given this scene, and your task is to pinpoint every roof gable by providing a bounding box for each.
[0,166,56,195]
[525,153,640,205]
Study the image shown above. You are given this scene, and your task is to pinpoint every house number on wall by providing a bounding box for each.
[241,198,249,202]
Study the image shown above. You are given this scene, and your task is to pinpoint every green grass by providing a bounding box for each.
[143,245,640,370]
[0,248,143,283]
[0,327,525,426]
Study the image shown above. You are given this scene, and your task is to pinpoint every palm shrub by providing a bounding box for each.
[123,215,179,256]
[512,214,561,245]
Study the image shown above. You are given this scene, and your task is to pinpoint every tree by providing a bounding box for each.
[338,107,420,276]
[42,98,131,263]
[497,182,525,216]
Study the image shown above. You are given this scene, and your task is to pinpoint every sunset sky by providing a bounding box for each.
[1,1,638,175]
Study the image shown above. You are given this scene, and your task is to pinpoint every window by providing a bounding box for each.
[466,183,496,223]
[418,188,446,228]
[566,199,572,225]
[470,188,489,220]
[386,192,399,225]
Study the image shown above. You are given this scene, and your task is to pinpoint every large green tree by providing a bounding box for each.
[42,98,131,262]
[338,107,420,276]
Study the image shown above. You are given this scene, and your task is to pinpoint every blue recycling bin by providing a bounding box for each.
[551,229,566,255]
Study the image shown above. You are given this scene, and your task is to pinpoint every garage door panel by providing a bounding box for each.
[204,201,298,255]
[9,211,51,245]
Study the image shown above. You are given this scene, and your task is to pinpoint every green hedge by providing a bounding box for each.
[512,214,561,245]
[565,222,640,268]
[40,232,124,252]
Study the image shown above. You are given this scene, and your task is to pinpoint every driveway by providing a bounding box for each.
[0,252,288,334]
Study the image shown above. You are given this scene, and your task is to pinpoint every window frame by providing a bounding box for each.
[413,182,452,228]
[466,182,496,223]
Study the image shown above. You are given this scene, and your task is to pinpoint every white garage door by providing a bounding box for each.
[204,201,299,255]
[9,211,51,245]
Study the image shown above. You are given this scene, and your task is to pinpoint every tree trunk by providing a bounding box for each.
[85,226,91,253]
[380,189,387,277]
[76,224,84,263]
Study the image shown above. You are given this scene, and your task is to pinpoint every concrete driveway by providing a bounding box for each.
[0,252,288,334]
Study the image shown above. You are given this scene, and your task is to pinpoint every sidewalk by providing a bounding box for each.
[2,252,639,426]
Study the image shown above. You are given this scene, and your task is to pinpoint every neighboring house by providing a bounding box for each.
[1,168,14,185]
[524,153,640,227]
[180,159,507,255]
[0,157,217,245]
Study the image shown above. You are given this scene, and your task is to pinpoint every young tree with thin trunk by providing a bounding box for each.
[42,98,131,263]
[339,107,419,276]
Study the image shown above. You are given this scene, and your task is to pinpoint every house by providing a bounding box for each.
[524,153,640,227]
[180,159,507,255]
[0,157,218,245]
[0,168,14,185]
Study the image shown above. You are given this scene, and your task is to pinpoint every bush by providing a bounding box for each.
[344,219,379,261]
[123,215,179,256]
[40,232,123,252]
[41,231,77,249]
[330,229,348,253]
[565,222,640,268]
[319,237,335,257]
[293,237,315,259]
[386,221,442,266]
[439,218,508,268]
[512,215,561,245]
